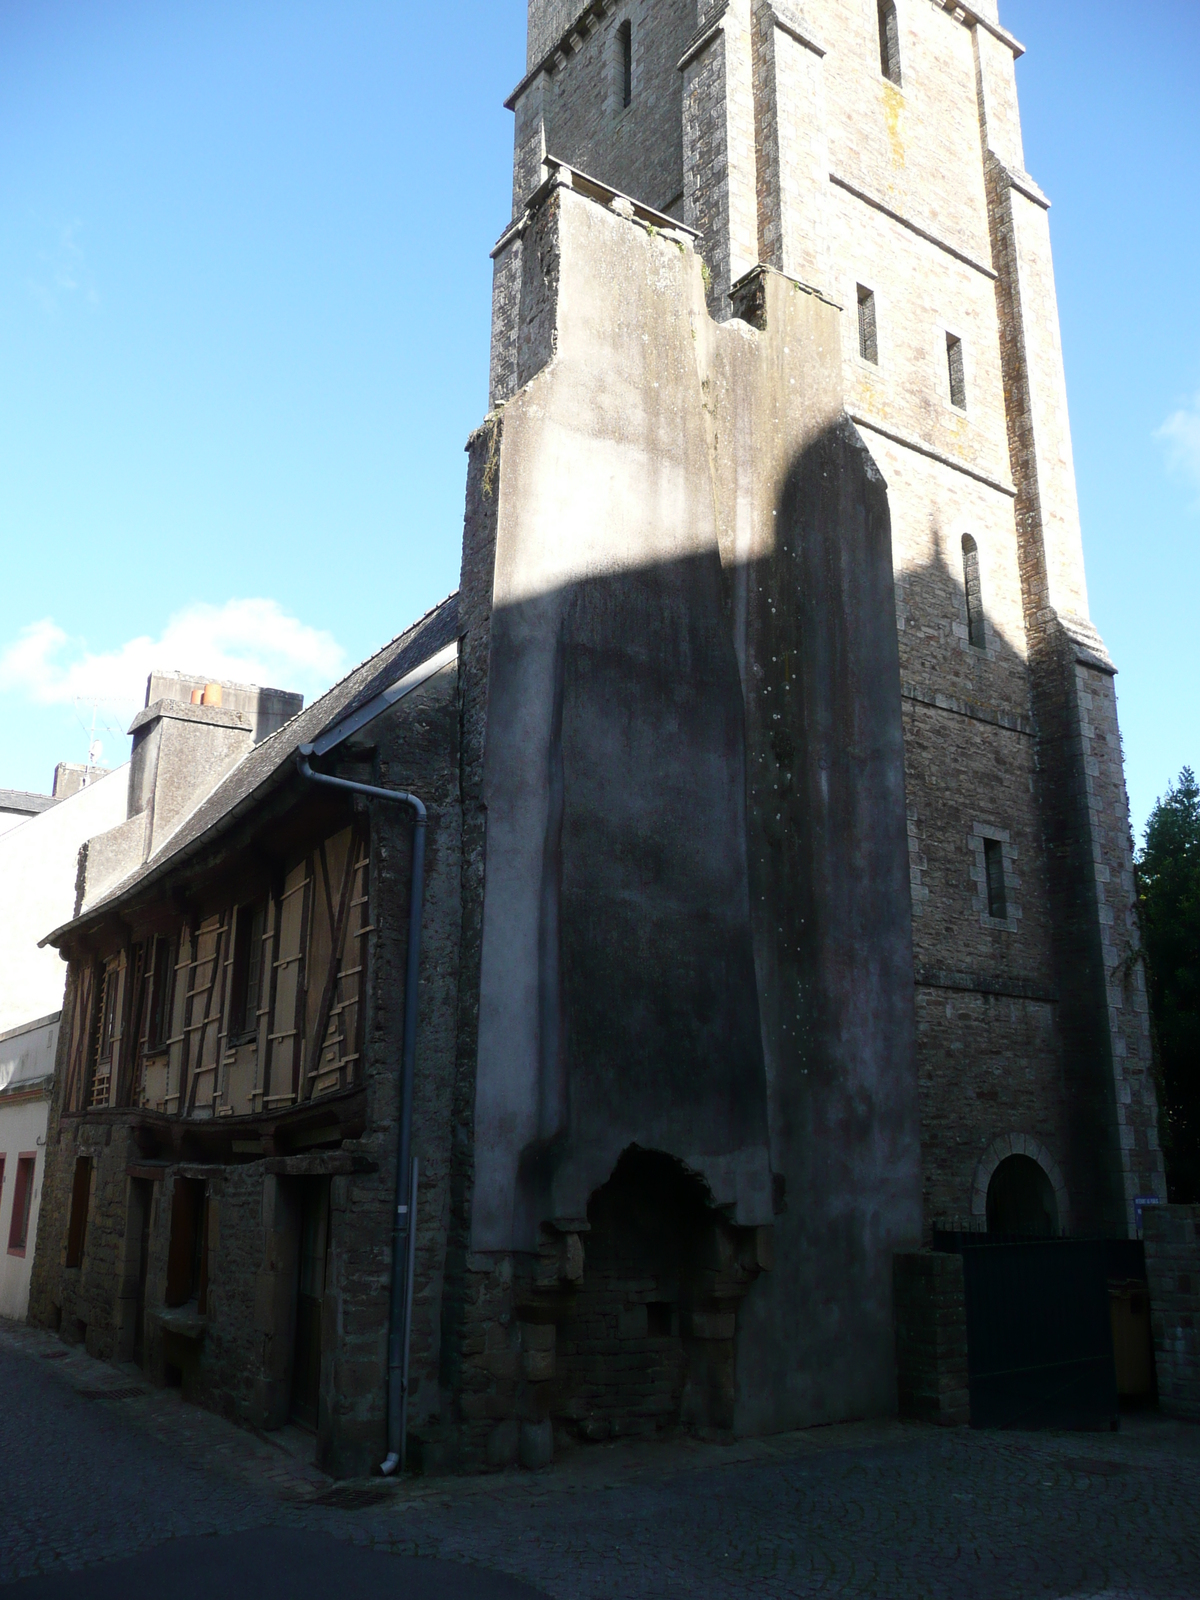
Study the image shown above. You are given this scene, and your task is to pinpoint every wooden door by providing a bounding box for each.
[290,1180,330,1430]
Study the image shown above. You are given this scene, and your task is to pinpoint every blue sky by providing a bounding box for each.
[0,0,1196,840]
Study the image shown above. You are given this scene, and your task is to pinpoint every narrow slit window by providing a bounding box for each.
[229,902,266,1041]
[618,20,632,109]
[947,333,967,409]
[146,935,175,1053]
[983,839,1007,920]
[857,286,878,364]
[878,1,901,86]
[95,960,119,1066]
[962,534,985,649]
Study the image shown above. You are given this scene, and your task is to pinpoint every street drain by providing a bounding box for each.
[76,1386,147,1401]
[40,1351,70,1360]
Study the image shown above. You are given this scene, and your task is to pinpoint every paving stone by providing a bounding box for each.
[3,1317,1199,1598]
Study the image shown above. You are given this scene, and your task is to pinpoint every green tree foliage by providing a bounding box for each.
[1136,768,1200,1202]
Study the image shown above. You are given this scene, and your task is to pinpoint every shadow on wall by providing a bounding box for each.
[468,417,925,1433]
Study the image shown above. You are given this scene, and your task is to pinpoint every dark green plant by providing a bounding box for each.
[1136,767,1200,1202]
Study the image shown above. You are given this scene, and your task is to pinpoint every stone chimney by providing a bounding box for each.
[76,682,274,913]
[125,697,252,860]
[143,671,303,745]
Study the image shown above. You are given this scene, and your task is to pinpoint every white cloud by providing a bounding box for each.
[0,600,346,725]
[28,221,99,315]
[1157,391,1200,499]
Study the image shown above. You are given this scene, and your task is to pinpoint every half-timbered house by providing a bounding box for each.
[30,598,461,1477]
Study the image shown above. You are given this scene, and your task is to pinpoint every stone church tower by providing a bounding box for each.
[454,0,1166,1445]
[22,0,1171,1477]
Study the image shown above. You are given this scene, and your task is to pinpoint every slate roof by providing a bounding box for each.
[48,594,460,942]
[0,789,56,816]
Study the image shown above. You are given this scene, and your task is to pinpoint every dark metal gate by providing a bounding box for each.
[953,1240,1119,1429]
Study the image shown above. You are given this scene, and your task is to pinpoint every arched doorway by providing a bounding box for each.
[555,1148,707,1441]
[986,1154,1060,1237]
[552,1146,766,1442]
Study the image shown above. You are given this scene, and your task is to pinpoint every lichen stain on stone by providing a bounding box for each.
[882,82,906,167]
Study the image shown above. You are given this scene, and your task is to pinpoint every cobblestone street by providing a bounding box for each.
[1,1319,1198,1599]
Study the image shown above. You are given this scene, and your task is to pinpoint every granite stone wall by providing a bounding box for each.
[1144,1205,1200,1423]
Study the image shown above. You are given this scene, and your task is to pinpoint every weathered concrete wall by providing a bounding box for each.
[466,180,922,1440]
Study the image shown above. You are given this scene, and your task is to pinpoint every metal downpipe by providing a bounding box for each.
[296,747,426,1475]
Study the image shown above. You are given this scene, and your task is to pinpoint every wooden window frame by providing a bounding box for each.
[7,1153,37,1257]
[228,902,266,1045]
[146,935,176,1053]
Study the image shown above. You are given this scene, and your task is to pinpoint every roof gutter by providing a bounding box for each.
[295,747,426,1478]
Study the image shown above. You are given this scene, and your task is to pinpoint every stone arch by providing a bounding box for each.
[971,1133,1070,1235]
[549,1145,770,1444]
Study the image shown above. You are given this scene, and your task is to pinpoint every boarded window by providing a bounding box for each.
[878,1,901,85]
[65,1157,92,1268]
[962,534,985,648]
[947,333,967,409]
[618,20,632,108]
[857,286,878,364]
[983,838,1007,920]
[7,1156,36,1254]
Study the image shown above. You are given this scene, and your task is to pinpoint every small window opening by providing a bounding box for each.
[878,1,901,86]
[65,1157,92,1269]
[95,960,119,1066]
[7,1156,36,1255]
[229,902,266,1041]
[618,20,632,109]
[146,935,175,1052]
[962,534,985,649]
[947,333,966,409]
[646,1302,673,1338]
[983,838,1007,920]
[857,286,878,364]
[165,1176,209,1311]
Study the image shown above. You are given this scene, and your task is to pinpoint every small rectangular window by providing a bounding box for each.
[65,1157,92,1268]
[7,1156,36,1255]
[228,903,266,1041]
[878,1,901,86]
[947,333,966,410]
[146,935,175,1052]
[983,839,1007,920]
[857,286,878,364]
[618,20,632,109]
[95,960,119,1065]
